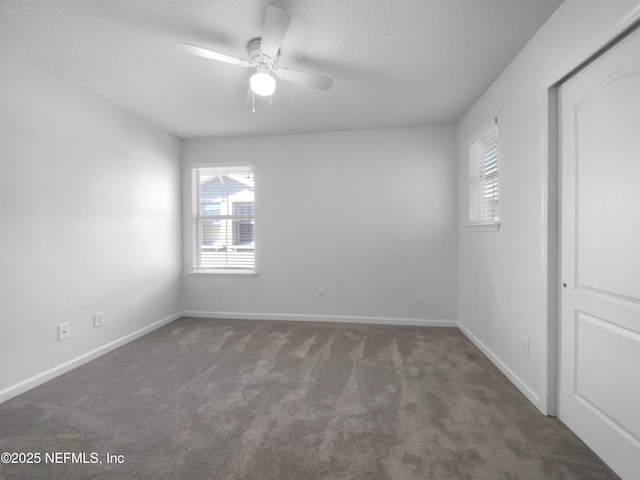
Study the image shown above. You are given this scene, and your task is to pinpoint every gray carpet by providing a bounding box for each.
[0,317,619,480]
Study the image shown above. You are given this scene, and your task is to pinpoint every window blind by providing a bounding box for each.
[469,121,499,223]
[192,165,255,271]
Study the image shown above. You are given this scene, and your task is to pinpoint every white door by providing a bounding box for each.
[559,26,640,480]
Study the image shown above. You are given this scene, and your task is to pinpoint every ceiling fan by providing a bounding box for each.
[179,6,333,100]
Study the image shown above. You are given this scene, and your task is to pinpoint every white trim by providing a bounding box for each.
[189,269,258,277]
[182,310,457,328]
[543,87,559,417]
[465,222,500,232]
[191,161,256,169]
[0,312,181,405]
[544,4,640,87]
[457,322,541,410]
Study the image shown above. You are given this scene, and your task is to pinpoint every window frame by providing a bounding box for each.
[467,119,501,232]
[190,164,257,276]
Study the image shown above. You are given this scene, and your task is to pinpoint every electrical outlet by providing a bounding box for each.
[416,291,424,303]
[317,289,325,300]
[58,323,71,341]
[521,335,530,357]
[93,312,104,328]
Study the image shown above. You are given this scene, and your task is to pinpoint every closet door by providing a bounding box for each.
[558,26,640,480]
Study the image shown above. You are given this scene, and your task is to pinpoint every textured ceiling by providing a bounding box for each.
[0,0,563,139]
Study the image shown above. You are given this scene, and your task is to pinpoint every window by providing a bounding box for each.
[469,120,499,227]
[192,165,255,273]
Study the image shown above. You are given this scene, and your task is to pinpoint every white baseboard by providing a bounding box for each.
[182,310,457,328]
[0,312,181,405]
[457,322,542,411]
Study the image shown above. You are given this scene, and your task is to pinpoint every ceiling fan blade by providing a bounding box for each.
[260,6,291,57]
[276,68,333,91]
[178,42,250,67]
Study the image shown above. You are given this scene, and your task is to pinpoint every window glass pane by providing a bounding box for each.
[469,123,499,223]
[232,202,254,216]
[192,166,255,271]
[233,219,254,245]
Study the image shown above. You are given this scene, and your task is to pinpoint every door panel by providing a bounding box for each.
[559,26,640,480]
[575,311,640,440]
[576,71,640,301]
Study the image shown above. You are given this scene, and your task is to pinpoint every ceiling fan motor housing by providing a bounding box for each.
[247,37,278,73]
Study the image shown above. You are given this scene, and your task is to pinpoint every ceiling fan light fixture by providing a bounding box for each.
[250,72,276,96]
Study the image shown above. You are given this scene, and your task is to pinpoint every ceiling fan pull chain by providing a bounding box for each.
[252,90,255,113]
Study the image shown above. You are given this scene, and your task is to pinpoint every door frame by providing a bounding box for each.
[541,5,640,416]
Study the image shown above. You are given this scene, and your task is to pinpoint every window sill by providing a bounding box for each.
[189,269,258,277]
[466,222,500,232]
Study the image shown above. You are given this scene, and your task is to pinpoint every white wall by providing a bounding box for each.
[0,53,182,401]
[457,0,640,413]
[182,125,458,325]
